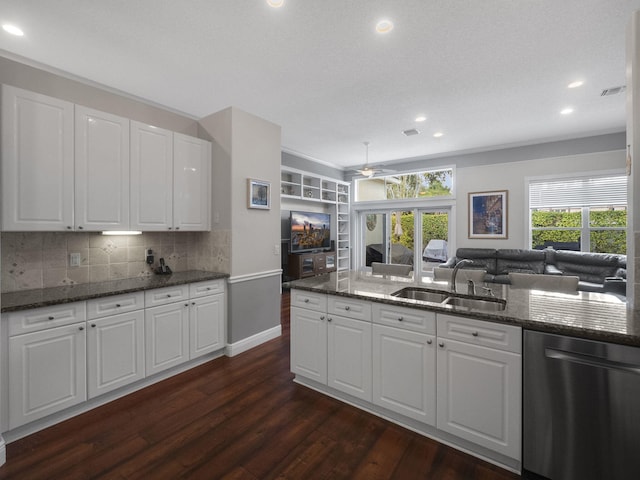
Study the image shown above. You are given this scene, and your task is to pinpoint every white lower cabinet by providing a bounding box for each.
[189,293,225,359]
[290,305,328,384]
[290,291,523,468]
[87,310,145,399]
[145,302,190,376]
[2,279,227,433]
[436,314,522,461]
[372,324,436,425]
[328,314,372,401]
[8,322,87,430]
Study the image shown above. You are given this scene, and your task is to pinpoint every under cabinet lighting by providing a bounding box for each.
[267,0,284,7]
[568,80,584,89]
[433,132,444,138]
[102,231,142,236]
[415,115,427,122]
[560,107,574,115]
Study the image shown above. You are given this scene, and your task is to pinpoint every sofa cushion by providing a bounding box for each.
[554,250,623,284]
[454,248,498,275]
[496,249,545,275]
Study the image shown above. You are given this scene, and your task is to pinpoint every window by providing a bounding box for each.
[529,174,627,254]
[355,168,453,202]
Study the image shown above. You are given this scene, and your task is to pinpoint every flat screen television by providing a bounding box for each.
[290,210,331,253]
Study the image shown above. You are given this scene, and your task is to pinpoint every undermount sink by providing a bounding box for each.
[391,287,507,312]
[391,287,450,303]
[442,296,507,312]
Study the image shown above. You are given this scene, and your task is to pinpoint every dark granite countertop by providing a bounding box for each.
[285,271,640,347]
[1,271,229,313]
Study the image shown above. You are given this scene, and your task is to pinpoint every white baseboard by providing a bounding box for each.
[225,325,282,357]
[0,434,5,466]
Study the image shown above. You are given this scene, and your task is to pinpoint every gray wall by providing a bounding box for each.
[344,132,626,181]
[0,55,198,135]
[282,151,345,180]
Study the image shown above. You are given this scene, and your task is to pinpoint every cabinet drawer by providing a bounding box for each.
[144,284,189,307]
[189,279,225,298]
[87,291,144,319]
[291,289,327,312]
[373,303,436,334]
[437,314,521,354]
[5,301,87,336]
[328,296,372,322]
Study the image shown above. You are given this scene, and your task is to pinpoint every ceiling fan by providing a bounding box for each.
[352,142,395,177]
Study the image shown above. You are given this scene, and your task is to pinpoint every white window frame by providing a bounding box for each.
[525,169,627,253]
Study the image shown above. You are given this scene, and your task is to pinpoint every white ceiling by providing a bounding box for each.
[1,0,639,170]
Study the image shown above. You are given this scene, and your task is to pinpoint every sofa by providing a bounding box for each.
[438,248,627,295]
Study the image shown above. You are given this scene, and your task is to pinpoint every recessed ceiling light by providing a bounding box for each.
[375,19,394,34]
[560,107,574,115]
[267,0,284,8]
[2,24,24,36]
[415,115,427,122]
[567,80,584,89]
[433,132,444,138]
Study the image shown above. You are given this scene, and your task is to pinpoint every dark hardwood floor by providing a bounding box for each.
[0,291,521,479]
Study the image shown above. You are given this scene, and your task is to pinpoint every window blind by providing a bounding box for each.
[529,175,627,208]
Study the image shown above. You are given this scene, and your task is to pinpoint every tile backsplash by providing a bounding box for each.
[1,230,230,293]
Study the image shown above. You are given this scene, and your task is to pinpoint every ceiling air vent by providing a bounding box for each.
[403,128,420,136]
[601,85,626,96]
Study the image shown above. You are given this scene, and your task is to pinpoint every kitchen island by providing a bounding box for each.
[286,270,637,475]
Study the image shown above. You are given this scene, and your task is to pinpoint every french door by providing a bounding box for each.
[359,208,451,274]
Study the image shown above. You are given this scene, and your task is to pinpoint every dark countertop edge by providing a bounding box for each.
[1,271,229,313]
[287,284,640,348]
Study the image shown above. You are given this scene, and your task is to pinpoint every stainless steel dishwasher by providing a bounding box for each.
[523,330,640,480]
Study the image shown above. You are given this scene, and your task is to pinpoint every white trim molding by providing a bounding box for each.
[0,434,5,466]
[225,325,282,357]
[227,269,282,284]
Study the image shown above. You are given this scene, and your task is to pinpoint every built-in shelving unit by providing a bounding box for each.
[281,167,350,273]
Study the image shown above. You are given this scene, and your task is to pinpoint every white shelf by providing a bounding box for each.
[281,167,351,272]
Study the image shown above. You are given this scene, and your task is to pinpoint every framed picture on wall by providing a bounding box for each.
[468,190,508,239]
[247,178,271,210]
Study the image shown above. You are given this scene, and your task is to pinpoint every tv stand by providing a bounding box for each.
[288,251,336,280]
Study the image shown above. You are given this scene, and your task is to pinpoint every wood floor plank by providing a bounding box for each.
[0,291,521,480]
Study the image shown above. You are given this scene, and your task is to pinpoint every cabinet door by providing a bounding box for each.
[290,306,327,384]
[327,314,372,401]
[372,325,436,425]
[87,310,145,399]
[436,338,521,460]
[190,293,225,359]
[145,302,190,376]
[173,133,211,231]
[8,323,86,429]
[130,121,173,231]
[75,106,130,231]
[1,85,74,231]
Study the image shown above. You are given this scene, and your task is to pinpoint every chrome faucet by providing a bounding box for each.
[451,259,473,293]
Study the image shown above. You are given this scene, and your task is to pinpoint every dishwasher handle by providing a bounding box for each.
[545,347,640,375]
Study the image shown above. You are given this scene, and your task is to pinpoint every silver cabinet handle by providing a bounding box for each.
[78,226,84,230]
[344,306,350,311]
[185,303,189,307]
[304,298,309,303]
[115,304,121,308]
[91,324,96,328]
[167,294,171,298]
[439,342,444,348]
[398,316,403,322]
[327,317,332,322]
[48,316,55,320]
[472,331,479,337]
[192,302,196,306]
[79,326,84,331]
[427,339,433,345]
[67,226,72,230]
[320,315,325,321]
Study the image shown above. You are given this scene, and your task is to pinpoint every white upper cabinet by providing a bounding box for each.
[1,85,212,232]
[130,121,174,230]
[75,106,130,231]
[173,133,211,231]
[1,85,75,231]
